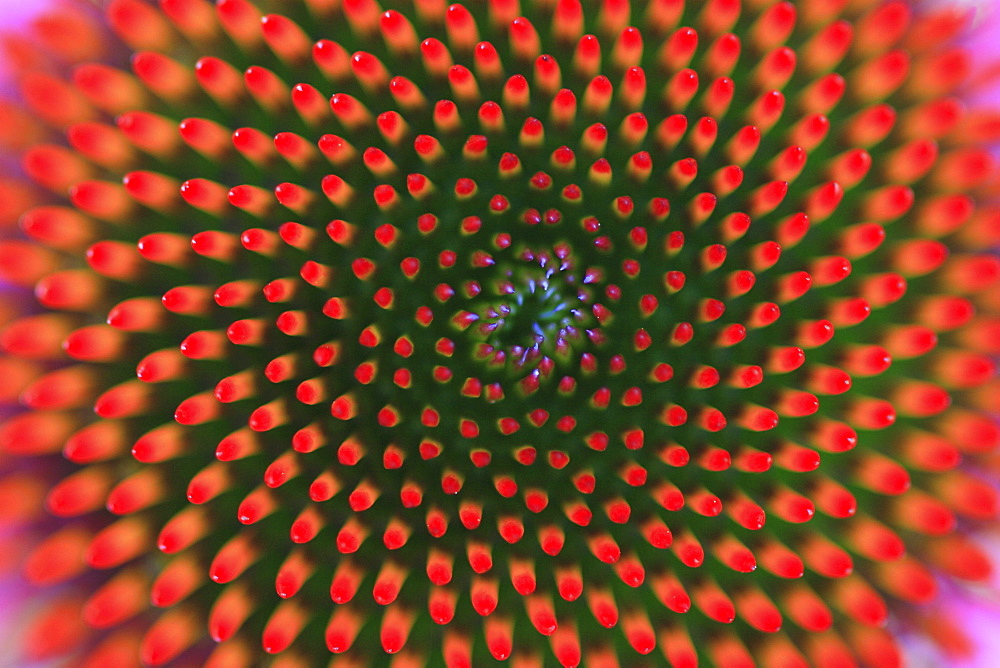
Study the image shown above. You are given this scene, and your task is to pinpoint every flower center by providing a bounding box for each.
[463,242,608,376]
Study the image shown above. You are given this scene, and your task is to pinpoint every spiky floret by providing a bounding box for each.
[0,0,999,665]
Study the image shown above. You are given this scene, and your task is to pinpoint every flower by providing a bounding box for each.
[0,0,999,666]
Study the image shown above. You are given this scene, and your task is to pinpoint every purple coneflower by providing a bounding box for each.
[0,1,999,666]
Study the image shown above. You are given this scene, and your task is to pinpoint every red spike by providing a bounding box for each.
[659,626,697,667]
[24,598,92,661]
[800,533,853,578]
[262,602,308,654]
[208,583,253,641]
[878,557,938,603]
[698,0,740,35]
[0,357,40,403]
[710,634,756,667]
[20,365,95,410]
[614,552,646,587]
[158,505,208,554]
[68,318,138,365]
[24,526,91,585]
[0,411,75,456]
[748,90,785,131]
[757,538,804,579]
[692,579,735,623]
[23,144,93,191]
[325,606,362,654]
[755,47,796,90]
[381,516,411,550]
[539,525,565,556]
[140,607,198,665]
[133,51,193,100]
[86,517,150,569]
[380,606,415,654]
[290,505,326,543]
[150,554,201,607]
[510,16,541,60]
[372,562,407,605]
[84,570,148,628]
[175,391,222,425]
[713,534,757,573]
[195,57,243,105]
[336,517,369,554]
[784,584,833,632]
[834,577,889,627]
[230,128,275,167]
[695,29,736,77]
[852,50,910,101]
[237,486,277,525]
[525,595,558,636]
[204,640,253,668]
[750,2,795,49]
[71,64,141,116]
[264,451,300,489]
[22,70,95,127]
[442,631,472,667]
[107,469,164,515]
[209,534,257,584]
[726,492,766,530]
[188,462,234,503]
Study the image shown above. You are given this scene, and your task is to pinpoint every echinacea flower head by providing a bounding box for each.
[0,0,999,665]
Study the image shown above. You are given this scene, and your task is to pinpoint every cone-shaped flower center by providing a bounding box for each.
[1,0,999,666]
[473,246,595,369]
